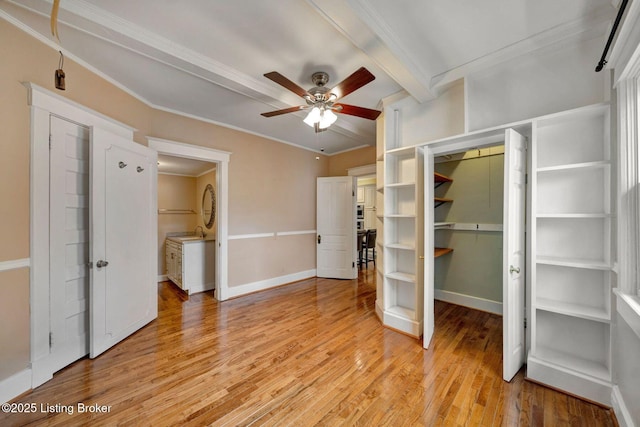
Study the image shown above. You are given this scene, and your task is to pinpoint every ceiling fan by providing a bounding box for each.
[261,67,382,132]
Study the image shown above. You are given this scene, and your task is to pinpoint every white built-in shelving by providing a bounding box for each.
[381,121,424,337]
[528,103,612,405]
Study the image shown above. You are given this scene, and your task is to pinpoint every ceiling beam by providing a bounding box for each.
[306,0,436,103]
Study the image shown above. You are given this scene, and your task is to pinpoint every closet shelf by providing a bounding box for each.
[434,172,453,183]
[386,243,415,251]
[386,305,415,320]
[434,247,453,258]
[434,197,453,208]
[536,213,612,219]
[536,298,610,323]
[385,271,416,283]
[529,348,610,382]
[536,256,610,270]
[387,182,415,188]
[434,172,453,190]
[536,160,609,173]
[385,214,416,218]
[435,222,455,229]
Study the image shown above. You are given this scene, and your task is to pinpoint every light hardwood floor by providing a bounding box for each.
[2,268,616,426]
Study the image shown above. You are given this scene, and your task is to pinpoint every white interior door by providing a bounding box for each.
[503,128,527,381]
[316,177,357,279]
[49,117,91,372]
[90,127,158,357]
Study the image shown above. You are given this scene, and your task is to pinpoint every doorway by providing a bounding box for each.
[424,128,527,381]
[148,138,230,301]
[348,164,378,271]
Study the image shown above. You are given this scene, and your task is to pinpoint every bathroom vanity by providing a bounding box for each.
[165,236,215,294]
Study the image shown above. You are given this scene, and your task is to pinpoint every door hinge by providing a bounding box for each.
[524,318,527,329]
[49,332,53,347]
[352,262,355,268]
[525,173,528,185]
[49,134,52,149]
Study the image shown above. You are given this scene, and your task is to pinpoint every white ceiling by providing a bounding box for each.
[1,0,615,154]
[157,154,216,177]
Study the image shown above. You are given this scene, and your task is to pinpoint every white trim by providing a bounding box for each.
[0,258,30,272]
[612,385,635,427]
[615,289,640,341]
[228,233,275,240]
[435,289,503,315]
[0,369,32,404]
[226,269,316,299]
[148,137,230,301]
[228,230,317,239]
[147,137,231,162]
[347,164,376,176]
[23,83,135,138]
[157,274,167,283]
[276,230,316,237]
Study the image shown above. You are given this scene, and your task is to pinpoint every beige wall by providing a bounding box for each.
[0,18,330,385]
[328,146,376,176]
[157,174,199,275]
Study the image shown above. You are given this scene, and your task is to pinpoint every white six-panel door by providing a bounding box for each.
[316,177,357,279]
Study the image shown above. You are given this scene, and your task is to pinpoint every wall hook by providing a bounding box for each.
[119,161,127,169]
[136,166,144,173]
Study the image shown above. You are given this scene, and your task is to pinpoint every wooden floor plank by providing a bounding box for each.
[0,269,616,426]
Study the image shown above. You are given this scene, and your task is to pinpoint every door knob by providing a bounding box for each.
[509,265,520,274]
[96,260,109,268]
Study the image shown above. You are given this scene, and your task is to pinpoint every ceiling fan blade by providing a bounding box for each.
[264,71,311,98]
[330,67,375,100]
[261,105,306,117]
[335,103,381,120]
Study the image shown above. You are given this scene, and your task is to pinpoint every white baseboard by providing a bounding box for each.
[375,299,384,323]
[226,269,316,299]
[0,369,31,404]
[612,385,635,427]
[382,309,422,338]
[157,274,168,282]
[434,289,503,315]
[189,281,215,294]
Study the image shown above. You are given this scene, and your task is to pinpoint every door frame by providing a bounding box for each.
[26,83,139,387]
[147,137,231,301]
[422,129,528,376]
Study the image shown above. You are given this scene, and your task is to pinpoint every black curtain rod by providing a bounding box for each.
[596,0,630,72]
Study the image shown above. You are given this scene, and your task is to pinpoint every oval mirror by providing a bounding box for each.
[202,184,216,229]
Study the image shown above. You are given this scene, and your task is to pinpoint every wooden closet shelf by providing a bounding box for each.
[434,247,453,258]
[435,197,453,208]
[434,172,453,183]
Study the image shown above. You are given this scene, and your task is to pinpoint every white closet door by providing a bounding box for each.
[316,177,357,279]
[90,127,158,358]
[503,128,527,381]
[49,117,91,372]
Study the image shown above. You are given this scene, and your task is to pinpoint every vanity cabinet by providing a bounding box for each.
[165,237,216,294]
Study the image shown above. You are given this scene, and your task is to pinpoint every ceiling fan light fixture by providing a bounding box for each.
[318,109,337,129]
[303,106,321,127]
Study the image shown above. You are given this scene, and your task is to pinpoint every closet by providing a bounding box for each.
[433,146,505,315]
